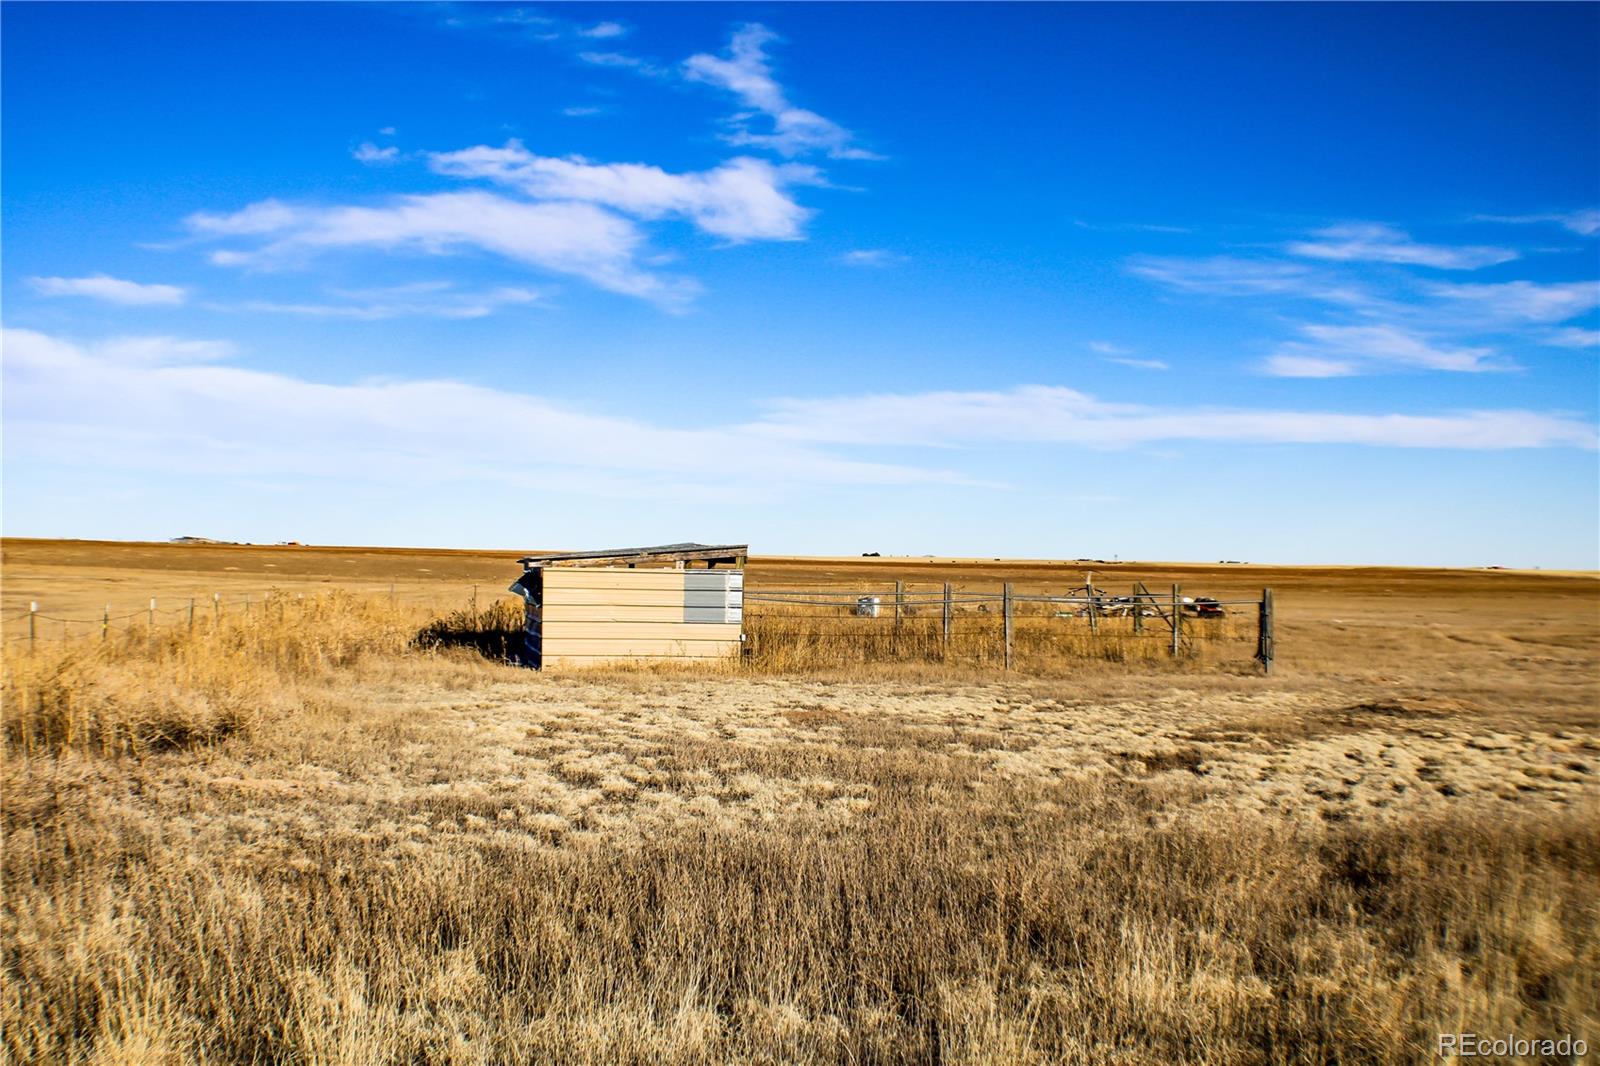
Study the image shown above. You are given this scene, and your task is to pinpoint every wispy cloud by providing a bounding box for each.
[684,24,878,160]
[28,274,188,306]
[1544,327,1600,349]
[1285,223,1517,270]
[1073,220,1192,234]
[1126,255,1367,303]
[1425,280,1600,325]
[1088,341,1166,369]
[839,249,900,267]
[352,142,400,165]
[579,21,627,39]
[561,105,606,118]
[749,384,1594,450]
[187,192,695,308]
[1474,209,1600,237]
[1,328,954,494]
[215,283,541,320]
[428,141,818,241]
[578,50,669,78]
[1263,324,1501,378]
[6,329,1588,522]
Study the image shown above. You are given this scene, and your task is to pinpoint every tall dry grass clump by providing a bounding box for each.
[3,590,430,757]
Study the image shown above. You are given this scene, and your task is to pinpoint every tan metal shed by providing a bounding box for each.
[508,543,746,670]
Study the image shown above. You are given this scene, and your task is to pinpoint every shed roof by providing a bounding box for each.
[518,542,748,568]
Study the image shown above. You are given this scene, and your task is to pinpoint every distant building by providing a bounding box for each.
[508,543,746,670]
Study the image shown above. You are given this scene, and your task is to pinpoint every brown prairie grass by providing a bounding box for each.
[3,588,1598,1063]
[3,591,430,757]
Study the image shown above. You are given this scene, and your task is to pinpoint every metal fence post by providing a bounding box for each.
[103,604,110,643]
[213,592,221,625]
[1002,583,1013,671]
[148,598,156,646]
[189,598,196,631]
[941,582,952,650]
[1170,584,1182,657]
[1256,588,1275,675]
[893,581,904,632]
[1085,571,1098,634]
[29,602,37,652]
[1131,583,1143,634]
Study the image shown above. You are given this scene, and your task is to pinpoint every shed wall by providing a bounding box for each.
[538,567,743,669]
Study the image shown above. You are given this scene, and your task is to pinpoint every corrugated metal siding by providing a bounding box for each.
[683,571,743,623]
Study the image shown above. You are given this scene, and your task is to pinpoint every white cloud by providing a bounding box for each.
[1475,209,1600,237]
[186,192,695,307]
[0,328,950,493]
[1263,324,1500,377]
[28,274,187,306]
[1073,220,1193,234]
[1285,223,1517,270]
[1426,280,1600,324]
[562,105,605,118]
[353,142,400,165]
[578,51,668,78]
[748,384,1595,451]
[684,24,878,160]
[579,21,626,39]
[840,249,899,267]
[5,330,1590,522]
[1544,327,1600,348]
[1087,341,1165,368]
[428,141,816,241]
[1126,255,1365,302]
[217,283,541,320]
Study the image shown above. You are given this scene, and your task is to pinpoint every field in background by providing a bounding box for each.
[5,538,1597,706]
[3,539,1597,1062]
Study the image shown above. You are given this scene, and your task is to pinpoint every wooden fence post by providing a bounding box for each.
[1131,583,1143,634]
[103,604,110,643]
[1002,583,1014,671]
[1085,571,1098,633]
[148,598,156,646]
[189,598,196,631]
[1256,588,1275,675]
[29,602,37,652]
[893,581,904,632]
[1170,584,1181,657]
[941,582,952,650]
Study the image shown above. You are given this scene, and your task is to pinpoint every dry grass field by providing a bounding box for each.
[3,539,1597,1063]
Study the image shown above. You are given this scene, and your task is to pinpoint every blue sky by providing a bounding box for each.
[3,2,1597,566]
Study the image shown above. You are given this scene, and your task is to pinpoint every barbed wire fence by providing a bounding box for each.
[3,583,501,650]
[743,578,1276,673]
[4,575,1277,674]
